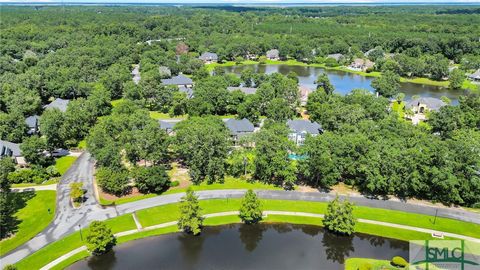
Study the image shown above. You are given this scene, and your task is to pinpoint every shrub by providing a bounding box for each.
[95,167,130,196]
[178,188,203,235]
[134,166,170,194]
[70,182,84,204]
[85,221,116,255]
[3,265,17,270]
[7,168,49,184]
[358,263,372,270]
[391,256,408,267]
[170,180,180,187]
[322,195,356,235]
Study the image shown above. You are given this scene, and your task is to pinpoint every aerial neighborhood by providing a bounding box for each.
[0,4,479,270]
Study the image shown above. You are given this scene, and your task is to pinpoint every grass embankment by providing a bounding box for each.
[0,191,56,256]
[15,198,479,270]
[55,156,78,175]
[99,176,282,206]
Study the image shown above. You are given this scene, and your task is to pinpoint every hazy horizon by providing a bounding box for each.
[1,0,480,4]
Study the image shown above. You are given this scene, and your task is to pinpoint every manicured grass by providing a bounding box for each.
[50,250,90,270]
[15,198,480,270]
[14,214,136,270]
[345,258,397,270]
[55,156,78,175]
[149,111,185,120]
[99,176,282,206]
[0,191,56,256]
[136,198,480,239]
[401,77,449,87]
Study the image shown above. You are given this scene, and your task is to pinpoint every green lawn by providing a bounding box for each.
[14,213,136,270]
[14,197,480,270]
[55,156,78,175]
[391,100,405,118]
[149,111,186,120]
[0,191,56,256]
[99,176,282,206]
[344,258,397,270]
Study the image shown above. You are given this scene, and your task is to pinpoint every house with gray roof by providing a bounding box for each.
[224,118,255,145]
[179,86,194,99]
[44,98,70,112]
[25,115,40,135]
[287,119,323,146]
[161,74,193,87]
[227,87,257,95]
[405,97,446,114]
[468,69,480,81]
[326,53,344,62]
[266,49,280,61]
[0,139,26,166]
[199,52,218,64]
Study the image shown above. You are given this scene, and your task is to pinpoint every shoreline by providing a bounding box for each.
[206,60,478,92]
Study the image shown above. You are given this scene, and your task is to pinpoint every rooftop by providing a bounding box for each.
[199,52,218,61]
[44,98,70,112]
[25,115,40,128]
[405,97,446,112]
[227,87,257,95]
[161,74,193,86]
[224,118,255,135]
[287,119,323,135]
[0,140,21,157]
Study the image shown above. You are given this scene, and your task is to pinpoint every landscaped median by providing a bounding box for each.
[13,198,480,269]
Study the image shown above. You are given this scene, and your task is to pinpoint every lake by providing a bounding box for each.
[68,223,408,270]
[222,64,465,104]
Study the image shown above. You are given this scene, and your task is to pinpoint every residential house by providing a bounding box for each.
[266,49,280,61]
[25,115,40,135]
[44,98,70,112]
[199,52,218,64]
[161,74,193,88]
[405,97,446,125]
[349,58,375,72]
[299,85,314,106]
[227,87,257,95]
[0,140,26,166]
[224,118,255,145]
[158,120,177,135]
[326,53,344,62]
[468,69,480,82]
[287,119,323,146]
[244,52,258,60]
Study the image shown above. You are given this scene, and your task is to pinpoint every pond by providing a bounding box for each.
[223,64,465,104]
[68,223,408,270]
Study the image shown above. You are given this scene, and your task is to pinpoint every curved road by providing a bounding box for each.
[2,152,480,265]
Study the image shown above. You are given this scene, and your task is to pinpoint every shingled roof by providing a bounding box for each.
[287,119,323,135]
[224,118,255,135]
[161,74,193,86]
[405,97,446,112]
[0,140,21,157]
[227,87,257,95]
[44,98,70,112]
[199,52,218,61]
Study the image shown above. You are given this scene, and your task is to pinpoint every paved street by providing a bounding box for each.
[1,152,479,266]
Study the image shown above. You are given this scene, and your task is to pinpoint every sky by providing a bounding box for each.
[1,0,479,3]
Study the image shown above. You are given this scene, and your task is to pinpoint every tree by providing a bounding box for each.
[254,124,296,189]
[237,95,261,125]
[85,221,117,255]
[449,69,465,90]
[239,189,262,224]
[0,158,15,192]
[322,196,356,235]
[0,192,16,239]
[371,71,400,98]
[316,74,335,95]
[178,188,203,235]
[95,167,130,196]
[70,182,84,204]
[40,108,65,152]
[20,136,49,166]
[0,112,26,143]
[134,166,170,194]
[174,116,230,184]
[265,98,295,122]
[189,76,229,116]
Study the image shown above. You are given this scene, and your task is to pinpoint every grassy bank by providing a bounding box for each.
[54,156,78,175]
[99,177,282,206]
[14,197,479,270]
[207,60,477,90]
[0,191,56,256]
[344,258,396,270]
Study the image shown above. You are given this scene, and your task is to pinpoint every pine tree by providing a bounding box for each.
[239,189,263,224]
[178,188,203,235]
[322,196,356,235]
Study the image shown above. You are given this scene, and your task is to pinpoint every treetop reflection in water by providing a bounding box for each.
[68,223,408,270]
